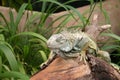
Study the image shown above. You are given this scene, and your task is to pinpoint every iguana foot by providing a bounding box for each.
[40,63,48,70]
[40,51,57,70]
[79,51,88,64]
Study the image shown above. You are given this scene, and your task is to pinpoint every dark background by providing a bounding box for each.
[0,0,105,12]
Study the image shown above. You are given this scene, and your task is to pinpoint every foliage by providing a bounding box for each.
[0,0,119,80]
[0,3,49,80]
[101,33,120,66]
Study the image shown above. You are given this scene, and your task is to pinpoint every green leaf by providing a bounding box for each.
[57,14,72,32]
[29,38,48,50]
[101,45,120,50]
[27,0,33,10]
[0,44,19,71]
[102,33,120,41]
[66,5,85,26]
[36,0,68,11]
[41,0,47,12]
[0,71,29,80]
[18,61,26,74]
[0,12,8,27]
[0,56,2,73]
[2,64,11,71]
[0,34,5,41]
[99,0,110,24]
[102,9,110,24]
[48,14,69,28]
[15,3,28,29]
[39,50,47,61]
[9,10,15,35]
[89,0,94,5]
[11,32,47,42]
[23,45,29,59]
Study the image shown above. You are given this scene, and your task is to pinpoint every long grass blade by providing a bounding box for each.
[102,33,120,41]
[27,0,33,10]
[36,0,68,11]
[15,3,28,29]
[9,10,15,35]
[39,50,47,61]
[9,10,15,27]
[39,1,47,26]
[0,44,19,71]
[99,0,110,23]
[57,14,72,32]
[45,0,78,13]
[101,45,120,50]
[0,12,9,27]
[48,13,69,28]
[66,5,85,27]
[0,71,29,80]
[18,61,26,74]
[11,32,47,42]
[0,56,2,73]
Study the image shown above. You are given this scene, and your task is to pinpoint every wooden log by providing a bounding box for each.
[30,54,120,80]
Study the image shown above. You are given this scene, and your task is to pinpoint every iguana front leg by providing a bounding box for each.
[67,37,90,64]
[78,41,90,64]
[40,51,57,70]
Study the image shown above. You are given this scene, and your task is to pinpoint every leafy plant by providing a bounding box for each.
[0,3,49,79]
[0,34,30,79]
[0,0,114,79]
[102,33,120,66]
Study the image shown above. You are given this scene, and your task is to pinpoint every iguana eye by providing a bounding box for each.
[59,39,66,44]
[56,36,66,44]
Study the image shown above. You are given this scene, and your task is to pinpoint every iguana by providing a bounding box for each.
[40,30,111,69]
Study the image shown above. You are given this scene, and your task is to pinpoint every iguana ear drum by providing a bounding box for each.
[60,41,73,52]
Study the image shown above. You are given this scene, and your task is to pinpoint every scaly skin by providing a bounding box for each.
[40,30,111,69]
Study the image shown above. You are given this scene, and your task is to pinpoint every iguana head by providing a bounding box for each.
[47,33,73,52]
[47,30,84,53]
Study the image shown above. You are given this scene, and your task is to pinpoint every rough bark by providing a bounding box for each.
[30,54,120,80]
